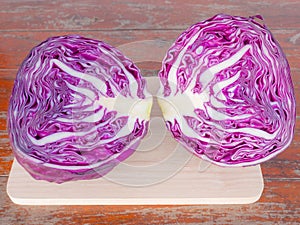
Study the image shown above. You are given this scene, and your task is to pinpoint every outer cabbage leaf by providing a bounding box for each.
[158,14,296,166]
[8,35,152,183]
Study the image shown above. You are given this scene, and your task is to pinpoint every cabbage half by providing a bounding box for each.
[8,35,152,183]
[158,14,296,166]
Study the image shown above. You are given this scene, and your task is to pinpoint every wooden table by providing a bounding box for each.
[1,0,299,224]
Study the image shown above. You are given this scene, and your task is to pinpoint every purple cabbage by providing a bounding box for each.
[8,35,152,183]
[157,14,296,166]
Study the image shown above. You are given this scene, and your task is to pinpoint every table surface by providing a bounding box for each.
[0,0,299,224]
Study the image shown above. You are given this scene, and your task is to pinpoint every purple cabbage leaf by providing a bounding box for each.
[157,14,296,166]
[8,35,153,183]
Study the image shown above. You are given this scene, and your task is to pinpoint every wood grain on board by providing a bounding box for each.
[1,0,300,224]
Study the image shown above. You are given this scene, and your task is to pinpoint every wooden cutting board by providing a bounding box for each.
[6,77,264,205]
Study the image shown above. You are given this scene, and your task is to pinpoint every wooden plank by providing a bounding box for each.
[0,79,13,113]
[0,0,300,31]
[1,176,300,224]
[1,30,300,70]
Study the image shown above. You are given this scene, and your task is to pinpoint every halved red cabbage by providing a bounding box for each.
[157,14,296,166]
[8,35,152,183]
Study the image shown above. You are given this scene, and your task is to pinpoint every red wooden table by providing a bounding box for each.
[1,0,300,224]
